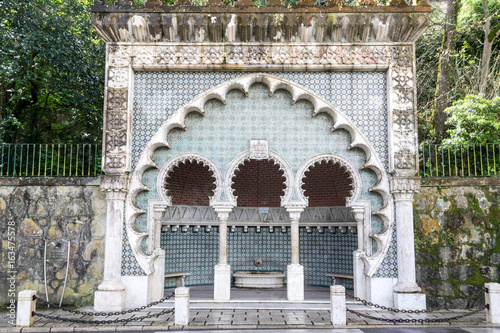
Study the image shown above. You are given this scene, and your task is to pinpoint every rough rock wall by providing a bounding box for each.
[0,178,106,306]
[415,179,500,309]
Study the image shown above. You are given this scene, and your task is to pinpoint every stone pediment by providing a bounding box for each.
[92,1,431,44]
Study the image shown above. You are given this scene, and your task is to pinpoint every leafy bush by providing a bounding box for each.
[444,95,500,145]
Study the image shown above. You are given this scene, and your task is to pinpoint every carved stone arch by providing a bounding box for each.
[223,150,295,207]
[295,152,393,276]
[156,153,223,206]
[295,153,362,206]
[126,72,393,275]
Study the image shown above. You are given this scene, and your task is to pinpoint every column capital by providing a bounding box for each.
[213,204,234,221]
[285,203,306,221]
[101,175,129,200]
[349,206,365,223]
[390,176,420,200]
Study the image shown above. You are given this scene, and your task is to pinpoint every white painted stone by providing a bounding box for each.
[151,249,166,301]
[390,177,423,294]
[486,282,500,323]
[233,271,285,288]
[122,276,150,308]
[175,287,190,325]
[287,264,304,301]
[94,289,126,312]
[16,290,36,327]
[353,250,366,300]
[394,292,426,311]
[214,264,231,301]
[95,181,128,311]
[366,277,397,307]
[330,285,346,326]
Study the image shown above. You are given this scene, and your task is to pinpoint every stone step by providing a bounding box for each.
[153,299,366,311]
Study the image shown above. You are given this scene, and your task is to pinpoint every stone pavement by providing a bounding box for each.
[0,307,492,332]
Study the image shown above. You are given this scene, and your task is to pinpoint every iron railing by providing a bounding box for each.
[419,143,500,178]
[0,143,102,177]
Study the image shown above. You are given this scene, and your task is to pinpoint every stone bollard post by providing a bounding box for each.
[486,282,500,324]
[16,290,36,327]
[175,287,190,325]
[330,285,346,326]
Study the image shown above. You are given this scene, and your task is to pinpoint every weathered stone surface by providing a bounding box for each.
[415,184,500,309]
[0,181,106,306]
[20,218,43,237]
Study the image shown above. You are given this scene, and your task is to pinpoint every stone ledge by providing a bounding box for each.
[421,177,500,187]
[0,176,101,186]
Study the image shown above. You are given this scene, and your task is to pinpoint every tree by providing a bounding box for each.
[0,0,105,144]
[434,0,461,138]
[444,95,500,144]
[480,0,500,94]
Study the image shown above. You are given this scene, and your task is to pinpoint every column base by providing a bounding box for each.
[394,292,426,311]
[353,250,366,300]
[214,264,231,301]
[287,264,304,301]
[94,289,126,311]
[175,287,190,325]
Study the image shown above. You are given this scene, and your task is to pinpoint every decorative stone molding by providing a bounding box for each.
[103,45,131,174]
[92,11,431,44]
[101,175,129,200]
[156,153,223,205]
[388,45,418,178]
[295,154,362,206]
[126,73,394,276]
[224,150,294,207]
[389,177,421,201]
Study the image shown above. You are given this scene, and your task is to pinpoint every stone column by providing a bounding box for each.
[285,205,305,301]
[350,206,366,299]
[390,176,426,310]
[94,175,128,311]
[213,205,233,301]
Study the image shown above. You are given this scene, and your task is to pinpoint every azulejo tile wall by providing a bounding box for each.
[122,71,397,279]
[132,72,388,171]
[161,226,356,289]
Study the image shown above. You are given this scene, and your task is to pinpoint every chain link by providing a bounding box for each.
[33,308,174,324]
[34,292,174,317]
[346,307,485,324]
[346,291,484,314]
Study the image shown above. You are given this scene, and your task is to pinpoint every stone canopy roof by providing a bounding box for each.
[91,0,431,44]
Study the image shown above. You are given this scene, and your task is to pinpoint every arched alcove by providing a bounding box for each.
[232,159,286,207]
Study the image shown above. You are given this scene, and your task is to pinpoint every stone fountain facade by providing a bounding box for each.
[91,0,431,312]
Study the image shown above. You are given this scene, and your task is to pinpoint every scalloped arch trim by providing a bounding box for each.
[125,73,394,277]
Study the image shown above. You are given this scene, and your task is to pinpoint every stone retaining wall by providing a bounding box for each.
[1,176,499,308]
[0,178,105,306]
[416,178,500,309]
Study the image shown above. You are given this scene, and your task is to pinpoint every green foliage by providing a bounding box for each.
[417,0,500,143]
[444,95,500,144]
[0,0,105,144]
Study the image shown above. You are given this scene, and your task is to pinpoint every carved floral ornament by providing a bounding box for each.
[104,44,417,68]
[125,73,394,276]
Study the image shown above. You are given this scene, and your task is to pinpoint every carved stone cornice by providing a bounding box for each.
[389,176,420,201]
[92,10,430,44]
[101,174,129,198]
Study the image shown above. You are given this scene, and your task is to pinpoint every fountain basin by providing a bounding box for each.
[233,271,286,288]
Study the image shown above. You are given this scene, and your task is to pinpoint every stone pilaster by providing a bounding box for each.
[94,175,129,311]
[213,205,233,301]
[390,176,426,310]
[285,205,305,301]
[350,205,366,299]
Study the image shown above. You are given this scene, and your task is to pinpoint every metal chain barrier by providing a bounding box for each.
[33,308,174,325]
[347,307,485,324]
[345,291,484,314]
[33,292,174,317]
